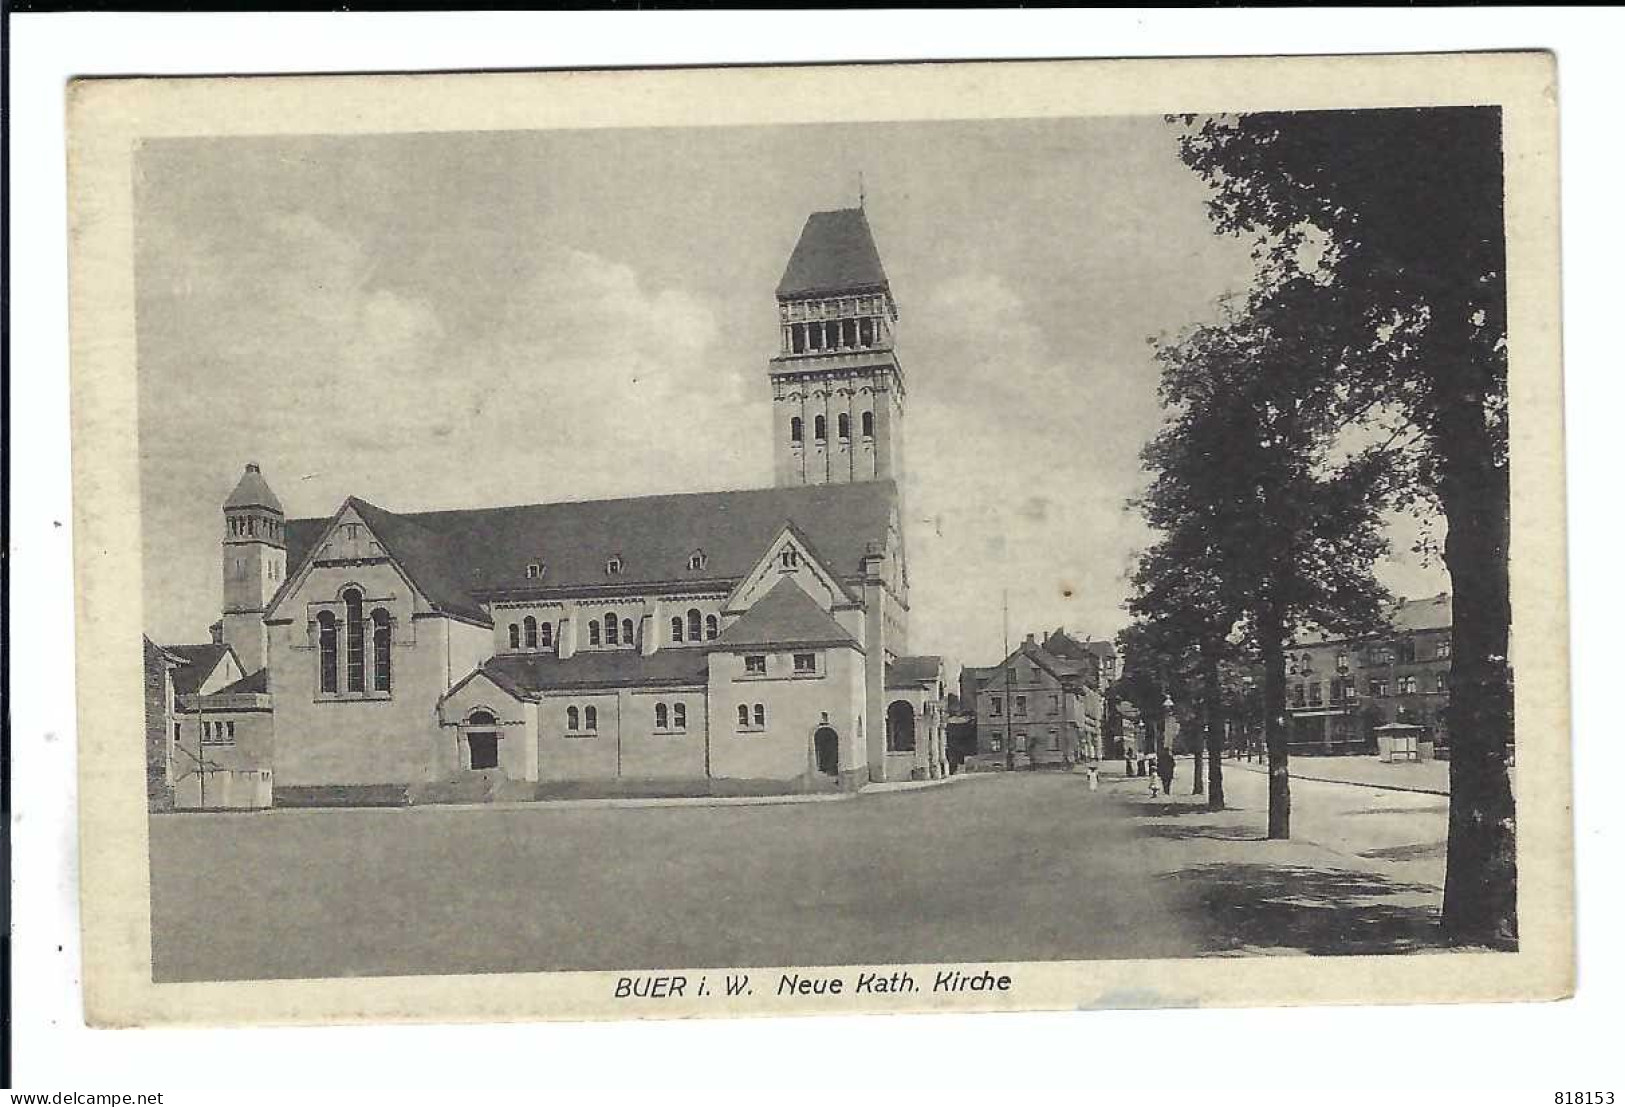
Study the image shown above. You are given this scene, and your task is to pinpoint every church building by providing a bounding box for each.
[187,207,948,801]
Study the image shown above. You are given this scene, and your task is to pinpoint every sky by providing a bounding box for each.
[134,115,1448,673]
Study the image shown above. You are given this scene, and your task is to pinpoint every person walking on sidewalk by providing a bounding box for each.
[1086,762,1100,792]
[1156,745,1175,797]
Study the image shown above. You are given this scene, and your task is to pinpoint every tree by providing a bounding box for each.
[1143,297,1392,838]
[1175,108,1517,946]
[1126,528,1237,810]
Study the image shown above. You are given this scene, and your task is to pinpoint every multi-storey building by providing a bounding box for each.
[960,631,1107,769]
[1286,592,1455,754]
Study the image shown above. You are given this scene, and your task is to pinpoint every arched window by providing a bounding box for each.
[838,412,850,440]
[318,612,338,693]
[523,616,538,649]
[567,706,580,731]
[688,608,702,641]
[753,703,766,728]
[655,703,669,730]
[862,410,874,438]
[604,612,619,646]
[622,618,635,645]
[372,609,391,692]
[540,621,553,648]
[508,623,521,650]
[791,416,803,443]
[584,706,598,731]
[814,414,827,441]
[343,588,364,692]
[589,620,602,647]
[705,615,719,640]
[673,703,687,730]
[737,704,750,728]
[469,710,495,726]
[671,616,685,642]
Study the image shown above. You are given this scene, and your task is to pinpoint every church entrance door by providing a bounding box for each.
[468,732,499,771]
[813,726,840,775]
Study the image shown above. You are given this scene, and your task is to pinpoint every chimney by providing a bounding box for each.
[209,619,223,645]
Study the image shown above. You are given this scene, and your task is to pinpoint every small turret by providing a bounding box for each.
[221,463,285,673]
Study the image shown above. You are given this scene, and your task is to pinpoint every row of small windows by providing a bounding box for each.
[174,720,236,745]
[505,608,721,651]
[654,702,688,731]
[988,694,1061,718]
[986,731,1062,754]
[787,317,878,353]
[228,515,282,540]
[317,588,391,694]
[566,705,598,733]
[790,411,874,444]
[522,551,708,581]
[737,703,767,730]
[742,652,818,675]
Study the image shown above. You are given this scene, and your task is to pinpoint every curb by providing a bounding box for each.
[165,772,980,816]
[1222,759,1449,797]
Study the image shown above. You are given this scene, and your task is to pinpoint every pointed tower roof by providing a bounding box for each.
[776,208,890,298]
[224,463,283,513]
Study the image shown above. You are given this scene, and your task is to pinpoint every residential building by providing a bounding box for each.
[960,632,1106,769]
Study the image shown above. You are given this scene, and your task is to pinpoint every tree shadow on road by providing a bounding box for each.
[1129,800,1218,819]
[1139,823,1268,843]
[1163,862,1448,955]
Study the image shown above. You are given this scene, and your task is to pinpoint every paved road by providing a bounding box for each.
[150,773,1204,982]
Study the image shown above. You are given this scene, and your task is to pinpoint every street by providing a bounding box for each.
[150,768,1462,983]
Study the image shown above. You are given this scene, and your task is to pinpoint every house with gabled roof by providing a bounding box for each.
[961,632,1108,770]
[185,205,947,801]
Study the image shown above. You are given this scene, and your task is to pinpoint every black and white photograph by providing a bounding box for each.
[65,53,1571,1025]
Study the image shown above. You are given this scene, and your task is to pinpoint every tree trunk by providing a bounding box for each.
[1260,602,1291,839]
[1203,646,1226,810]
[1433,339,1518,948]
[1191,725,1205,795]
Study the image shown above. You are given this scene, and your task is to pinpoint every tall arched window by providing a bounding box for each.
[523,616,538,649]
[372,609,392,692]
[540,621,553,648]
[753,703,766,728]
[673,703,687,730]
[655,703,669,730]
[584,706,598,731]
[604,612,619,646]
[687,608,702,641]
[737,704,750,728]
[862,410,874,438]
[343,588,364,692]
[814,414,827,441]
[705,615,719,640]
[622,618,635,645]
[671,615,685,642]
[317,612,338,693]
[838,412,850,440]
[508,623,520,649]
[567,706,580,731]
[589,620,601,647]
[791,416,804,443]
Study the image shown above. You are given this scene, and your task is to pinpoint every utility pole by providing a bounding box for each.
[1003,590,1014,771]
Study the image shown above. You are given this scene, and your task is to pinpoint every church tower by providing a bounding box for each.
[770,207,905,487]
[220,462,285,674]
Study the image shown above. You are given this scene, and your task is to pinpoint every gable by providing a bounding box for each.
[267,498,488,627]
[439,669,528,727]
[723,522,851,616]
[713,577,859,652]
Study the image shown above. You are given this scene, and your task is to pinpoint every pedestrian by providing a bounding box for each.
[1157,745,1175,797]
[1147,763,1160,797]
[1086,762,1100,792]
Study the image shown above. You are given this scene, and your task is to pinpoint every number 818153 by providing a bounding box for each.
[1556,1094,1614,1104]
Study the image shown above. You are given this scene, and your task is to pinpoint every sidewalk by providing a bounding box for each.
[1102,773,1454,955]
[1222,754,1450,796]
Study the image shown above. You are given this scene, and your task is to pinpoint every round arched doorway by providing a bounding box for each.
[813,726,840,776]
[886,700,916,753]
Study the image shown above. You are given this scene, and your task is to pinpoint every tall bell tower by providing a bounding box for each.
[220,462,285,674]
[770,207,905,487]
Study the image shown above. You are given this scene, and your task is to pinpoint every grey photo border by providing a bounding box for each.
[67,52,1571,1027]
